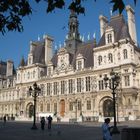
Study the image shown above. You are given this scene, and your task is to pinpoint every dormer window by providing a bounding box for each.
[76,53,85,70]
[48,67,51,76]
[28,58,31,64]
[28,54,33,65]
[105,27,114,44]
[107,34,112,43]
[77,61,82,70]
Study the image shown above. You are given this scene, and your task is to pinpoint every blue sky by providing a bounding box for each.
[0,1,140,68]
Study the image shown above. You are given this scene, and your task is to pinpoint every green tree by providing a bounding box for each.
[0,0,137,34]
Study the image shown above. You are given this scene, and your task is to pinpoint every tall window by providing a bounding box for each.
[123,49,128,59]
[86,76,90,91]
[47,83,51,95]
[99,80,104,90]
[27,72,30,79]
[40,104,43,112]
[61,81,65,94]
[54,82,58,95]
[77,61,82,70]
[77,78,81,92]
[108,53,113,63]
[87,100,91,110]
[47,103,50,112]
[107,33,112,43]
[98,56,102,65]
[54,103,57,113]
[68,79,73,94]
[77,100,81,110]
[33,70,35,78]
[69,102,73,111]
[124,75,130,86]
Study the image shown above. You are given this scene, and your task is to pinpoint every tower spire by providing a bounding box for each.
[65,10,82,54]
[67,10,80,40]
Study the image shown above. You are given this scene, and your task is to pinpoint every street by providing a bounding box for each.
[0,121,140,140]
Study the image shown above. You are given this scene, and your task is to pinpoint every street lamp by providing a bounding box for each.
[29,82,41,130]
[103,69,120,134]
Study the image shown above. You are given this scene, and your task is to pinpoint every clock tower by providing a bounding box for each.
[65,10,82,54]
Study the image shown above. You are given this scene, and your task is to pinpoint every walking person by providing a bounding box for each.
[47,115,53,130]
[102,118,113,140]
[3,115,6,125]
[40,117,45,130]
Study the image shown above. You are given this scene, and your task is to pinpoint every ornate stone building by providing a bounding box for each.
[0,5,140,122]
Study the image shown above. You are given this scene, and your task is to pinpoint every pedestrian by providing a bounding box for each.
[40,117,45,130]
[3,115,6,125]
[47,115,53,130]
[102,118,113,140]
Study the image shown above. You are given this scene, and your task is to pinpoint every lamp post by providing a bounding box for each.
[103,69,120,134]
[29,82,41,130]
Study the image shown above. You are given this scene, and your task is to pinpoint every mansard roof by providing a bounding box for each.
[0,61,6,75]
[98,14,131,46]
[32,40,45,64]
[51,41,94,69]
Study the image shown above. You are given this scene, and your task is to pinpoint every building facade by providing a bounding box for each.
[0,5,140,122]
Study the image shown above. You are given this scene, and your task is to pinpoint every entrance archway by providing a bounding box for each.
[103,99,113,117]
[26,103,34,118]
[60,100,65,117]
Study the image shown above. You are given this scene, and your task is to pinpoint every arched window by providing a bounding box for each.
[98,56,102,65]
[108,53,113,63]
[123,49,128,59]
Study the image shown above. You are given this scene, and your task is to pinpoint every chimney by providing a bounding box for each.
[6,60,13,77]
[99,15,108,37]
[43,35,53,65]
[126,5,137,45]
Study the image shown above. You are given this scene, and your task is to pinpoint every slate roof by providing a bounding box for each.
[32,40,45,64]
[51,41,94,69]
[0,61,6,75]
[98,14,131,46]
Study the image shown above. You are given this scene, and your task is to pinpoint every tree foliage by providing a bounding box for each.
[0,0,137,34]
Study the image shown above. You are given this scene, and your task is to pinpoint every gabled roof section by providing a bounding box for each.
[51,41,94,69]
[98,14,131,47]
[72,43,94,68]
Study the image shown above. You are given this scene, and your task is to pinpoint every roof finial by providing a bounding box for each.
[87,32,90,40]
[82,34,85,42]
[93,32,96,39]
[93,32,96,46]
[110,8,113,16]
[38,35,40,41]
